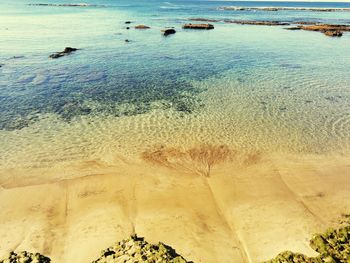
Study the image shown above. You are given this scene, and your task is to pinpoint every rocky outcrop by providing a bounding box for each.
[300,24,350,32]
[298,24,350,37]
[182,23,214,30]
[188,18,220,22]
[225,20,290,26]
[324,30,343,37]
[49,47,78,59]
[162,28,176,36]
[265,221,350,263]
[29,3,103,7]
[285,26,302,30]
[135,25,151,29]
[92,234,190,263]
[218,6,350,12]
[0,251,51,263]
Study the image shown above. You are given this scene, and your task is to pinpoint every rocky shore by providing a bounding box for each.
[92,235,189,263]
[266,219,350,263]
[0,235,190,263]
[0,251,51,263]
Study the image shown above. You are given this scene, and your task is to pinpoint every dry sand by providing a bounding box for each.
[0,145,350,263]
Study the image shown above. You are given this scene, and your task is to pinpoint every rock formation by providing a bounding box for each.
[182,23,214,30]
[162,28,176,36]
[225,20,290,26]
[266,221,350,263]
[135,25,151,29]
[49,47,78,59]
[92,234,190,263]
[0,251,51,263]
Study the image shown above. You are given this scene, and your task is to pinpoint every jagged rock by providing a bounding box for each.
[162,28,176,36]
[265,223,350,263]
[49,47,78,59]
[0,251,51,263]
[92,234,190,263]
[135,25,151,29]
[182,23,214,30]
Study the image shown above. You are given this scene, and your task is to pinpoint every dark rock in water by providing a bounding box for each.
[125,21,132,24]
[126,27,130,30]
[188,18,220,22]
[225,20,290,26]
[295,21,319,25]
[301,24,350,33]
[182,23,214,30]
[162,28,176,36]
[0,251,51,263]
[135,24,151,29]
[92,234,190,263]
[125,39,131,43]
[9,55,25,59]
[49,47,78,59]
[285,26,302,30]
[324,30,343,37]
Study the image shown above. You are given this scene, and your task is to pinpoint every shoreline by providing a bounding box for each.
[0,150,349,262]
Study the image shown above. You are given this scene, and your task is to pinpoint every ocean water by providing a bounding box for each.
[0,0,350,171]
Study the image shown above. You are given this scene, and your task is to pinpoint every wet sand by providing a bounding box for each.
[0,147,349,263]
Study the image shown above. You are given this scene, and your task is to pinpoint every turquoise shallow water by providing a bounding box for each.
[0,1,350,169]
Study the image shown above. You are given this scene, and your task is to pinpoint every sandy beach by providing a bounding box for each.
[1,147,349,262]
[1,0,350,262]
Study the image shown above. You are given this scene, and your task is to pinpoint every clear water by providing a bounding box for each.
[0,0,350,170]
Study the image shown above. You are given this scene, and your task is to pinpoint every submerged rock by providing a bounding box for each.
[295,24,350,37]
[182,23,214,29]
[162,28,176,36]
[49,47,78,59]
[92,234,190,263]
[324,30,343,37]
[188,18,220,22]
[219,6,350,12]
[285,26,302,30]
[0,251,51,263]
[225,20,290,26]
[135,24,151,29]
